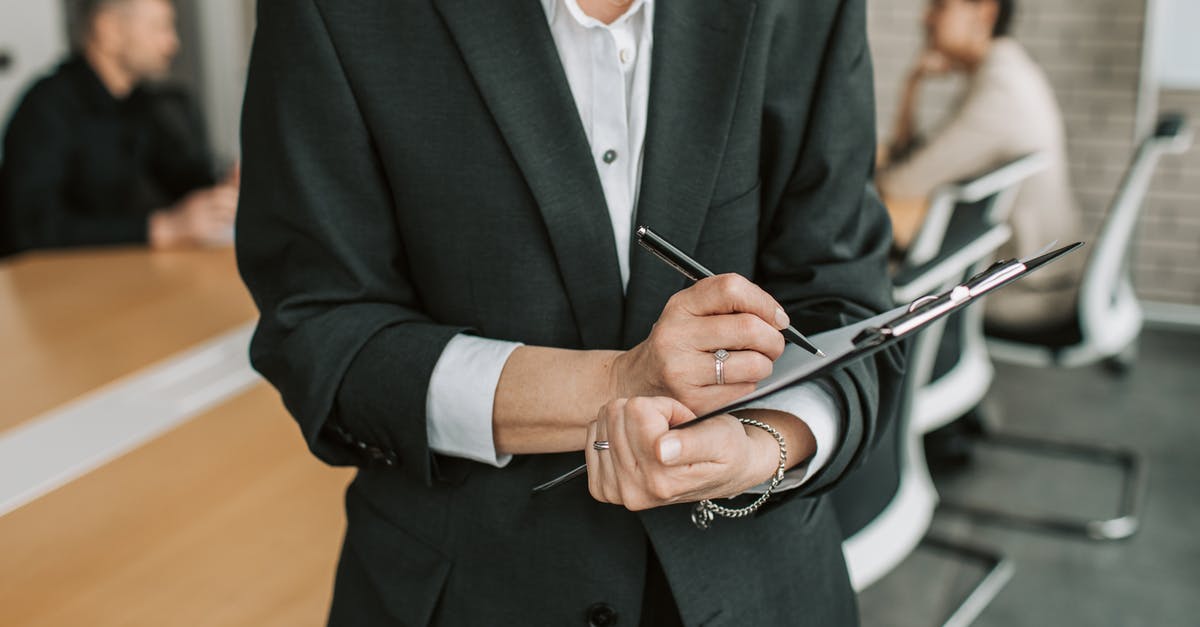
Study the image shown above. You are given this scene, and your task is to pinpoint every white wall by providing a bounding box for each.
[0,0,68,157]
[188,0,254,165]
[0,0,254,165]
[1153,0,1200,89]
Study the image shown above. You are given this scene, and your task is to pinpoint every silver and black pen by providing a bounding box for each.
[635,226,826,358]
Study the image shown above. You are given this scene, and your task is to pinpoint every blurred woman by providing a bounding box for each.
[878,0,1084,334]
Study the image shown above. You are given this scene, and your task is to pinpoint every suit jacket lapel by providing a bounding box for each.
[434,0,624,349]
[621,0,759,348]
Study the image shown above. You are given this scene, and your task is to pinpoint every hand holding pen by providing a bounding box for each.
[610,225,824,416]
[636,226,825,357]
[533,226,825,492]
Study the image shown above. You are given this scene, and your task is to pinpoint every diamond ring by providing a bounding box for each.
[714,349,730,385]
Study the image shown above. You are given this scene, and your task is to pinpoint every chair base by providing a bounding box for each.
[938,430,1146,541]
[1101,339,1138,376]
[921,534,1014,627]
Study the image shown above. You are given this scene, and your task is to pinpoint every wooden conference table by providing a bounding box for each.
[0,248,353,627]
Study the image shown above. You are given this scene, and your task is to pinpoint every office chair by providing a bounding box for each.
[895,154,1048,436]
[836,205,1017,627]
[988,113,1193,367]
[941,113,1192,541]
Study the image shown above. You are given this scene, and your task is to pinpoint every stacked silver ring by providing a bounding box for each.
[592,440,611,451]
[713,349,729,385]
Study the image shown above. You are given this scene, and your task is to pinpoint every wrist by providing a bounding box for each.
[591,349,628,417]
[606,348,645,402]
[741,420,784,488]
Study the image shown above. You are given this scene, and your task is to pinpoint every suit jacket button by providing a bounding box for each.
[586,603,617,626]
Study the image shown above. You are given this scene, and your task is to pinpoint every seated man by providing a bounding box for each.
[0,0,235,258]
[877,0,1083,333]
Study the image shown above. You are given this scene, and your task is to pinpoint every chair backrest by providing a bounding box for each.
[1078,113,1193,341]
[904,153,1048,269]
[893,199,1013,306]
[834,156,1048,538]
[833,212,1013,540]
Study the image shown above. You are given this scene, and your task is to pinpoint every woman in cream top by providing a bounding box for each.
[879,0,1083,332]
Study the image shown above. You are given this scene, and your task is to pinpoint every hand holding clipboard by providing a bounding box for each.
[532,236,1084,493]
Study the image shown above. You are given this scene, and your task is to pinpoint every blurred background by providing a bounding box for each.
[0,0,254,166]
[870,0,1200,311]
[0,1,1196,626]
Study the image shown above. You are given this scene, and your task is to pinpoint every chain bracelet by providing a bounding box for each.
[691,418,788,530]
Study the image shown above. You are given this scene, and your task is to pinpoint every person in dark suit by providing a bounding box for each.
[0,0,236,258]
[237,0,902,625]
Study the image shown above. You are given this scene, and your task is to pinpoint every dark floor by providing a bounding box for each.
[857,328,1200,627]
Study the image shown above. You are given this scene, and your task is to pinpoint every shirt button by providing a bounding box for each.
[586,603,617,627]
[602,149,618,164]
[619,48,633,64]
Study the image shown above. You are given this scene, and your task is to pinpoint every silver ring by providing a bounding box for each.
[592,440,611,451]
[714,349,729,385]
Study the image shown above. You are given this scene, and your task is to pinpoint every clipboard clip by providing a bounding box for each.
[853,241,1083,348]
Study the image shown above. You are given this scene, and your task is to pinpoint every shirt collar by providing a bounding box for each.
[62,54,125,113]
[540,0,652,29]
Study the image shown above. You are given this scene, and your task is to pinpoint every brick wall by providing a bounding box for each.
[867,0,1200,306]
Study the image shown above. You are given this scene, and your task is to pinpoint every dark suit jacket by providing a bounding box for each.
[237,1,902,625]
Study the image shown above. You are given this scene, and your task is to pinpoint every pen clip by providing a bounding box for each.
[635,226,709,282]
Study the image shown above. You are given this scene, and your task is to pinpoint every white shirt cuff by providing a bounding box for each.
[738,381,842,494]
[425,334,523,468]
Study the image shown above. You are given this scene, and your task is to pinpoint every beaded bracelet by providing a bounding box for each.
[691,418,788,530]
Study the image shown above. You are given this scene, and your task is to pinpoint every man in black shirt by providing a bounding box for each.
[0,0,236,258]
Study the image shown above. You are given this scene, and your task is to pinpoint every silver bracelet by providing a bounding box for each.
[691,418,788,530]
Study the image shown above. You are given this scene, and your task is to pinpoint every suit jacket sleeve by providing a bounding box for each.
[237,0,469,484]
[756,0,905,498]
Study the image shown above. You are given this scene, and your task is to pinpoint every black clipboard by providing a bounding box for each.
[532,241,1084,493]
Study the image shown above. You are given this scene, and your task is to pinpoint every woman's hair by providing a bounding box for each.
[985,0,1017,38]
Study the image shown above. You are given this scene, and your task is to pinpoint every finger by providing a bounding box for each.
[667,274,789,331]
[660,397,698,428]
[619,398,687,507]
[606,398,640,481]
[684,382,759,417]
[213,189,240,212]
[686,345,777,384]
[596,412,621,505]
[657,414,743,467]
[683,314,786,360]
[611,398,676,479]
[708,350,774,386]
[585,420,605,503]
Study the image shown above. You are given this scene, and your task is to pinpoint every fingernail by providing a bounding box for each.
[659,435,681,464]
[775,307,790,329]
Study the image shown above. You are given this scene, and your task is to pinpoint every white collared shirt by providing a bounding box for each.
[425,0,840,491]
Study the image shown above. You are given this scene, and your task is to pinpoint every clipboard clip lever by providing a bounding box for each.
[852,256,1031,348]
